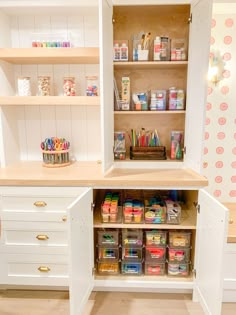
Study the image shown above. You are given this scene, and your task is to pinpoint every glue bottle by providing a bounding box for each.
[113,42,120,61]
[120,42,128,61]
[153,36,161,61]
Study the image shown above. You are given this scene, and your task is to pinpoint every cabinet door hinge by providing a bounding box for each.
[92,267,96,276]
[112,15,115,24]
[194,202,200,213]
[91,202,95,212]
[183,146,186,155]
[192,268,196,278]
[188,13,192,24]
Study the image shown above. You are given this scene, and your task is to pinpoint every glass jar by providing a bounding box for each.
[63,77,76,96]
[86,76,99,96]
[37,76,51,96]
[17,76,31,96]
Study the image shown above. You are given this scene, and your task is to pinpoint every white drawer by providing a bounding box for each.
[224,243,236,279]
[4,230,68,246]
[1,253,69,286]
[8,262,68,278]
[1,195,74,212]
[1,210,68,222]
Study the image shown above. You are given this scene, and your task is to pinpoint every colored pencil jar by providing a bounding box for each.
[42,149,70,168]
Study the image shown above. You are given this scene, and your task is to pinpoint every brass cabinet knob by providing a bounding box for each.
[34,201,47,207]
[62,215,67,222]
[36,235,49,241]
[229,218,234,224]
[38,266,50,272]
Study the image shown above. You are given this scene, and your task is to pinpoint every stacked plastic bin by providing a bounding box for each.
[97,229,120,275]
[144,191,167,224]
[121,229,143,275]
[167,231,191,276]
[101,191,122,223]
[144,230,167,275]
[123,190,144,224]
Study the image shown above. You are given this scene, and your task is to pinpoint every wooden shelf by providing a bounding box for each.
[114,110,186,115]
[0,96,100,106]
[93,208,197,229]
[114,61,188,70]
[0,47,99,64]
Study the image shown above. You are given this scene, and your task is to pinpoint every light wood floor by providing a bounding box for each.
[0,290,235,315]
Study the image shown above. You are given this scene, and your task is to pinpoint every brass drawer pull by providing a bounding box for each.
[34,201,47,207]
[36,235,49,241]
[62,215,67,222]
[229,218,234,224]
[38,266,50,272]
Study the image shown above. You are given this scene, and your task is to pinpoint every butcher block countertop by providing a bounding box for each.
[0,161,208,188]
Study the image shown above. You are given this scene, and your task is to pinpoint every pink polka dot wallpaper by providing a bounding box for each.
[203,14,236,202]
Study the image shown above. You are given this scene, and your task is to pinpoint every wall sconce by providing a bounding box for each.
[208,49,224,85]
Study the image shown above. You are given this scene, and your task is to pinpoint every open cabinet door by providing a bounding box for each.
[194,190,228,315]
[68,188,94,315]
[184,0,213,173]
[99,0,114,174]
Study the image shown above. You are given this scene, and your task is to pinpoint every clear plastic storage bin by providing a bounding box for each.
[144,191,166,224]
[168,247,190,263]
[121,261,142,275]
[122,229,143,247]
[145,262,165,275]
[97,260,119,275]
[122,247,143,260]
[169,231,191,248]
[98,246,120,260]
[101,191,122,223]
[123,190,144,224]
[145,230,167,247]
[167,262,190,277]
[97,230,119,246]
[166,200,181,224]
[145,246,166,262]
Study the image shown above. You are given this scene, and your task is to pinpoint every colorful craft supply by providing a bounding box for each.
[63,77,76,96]
[41,137,70,168]
[101,192,121,223]
[130,128,161,147]
[86,76,99,96]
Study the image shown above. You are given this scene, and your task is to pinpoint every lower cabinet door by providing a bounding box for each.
[194,190,228,315]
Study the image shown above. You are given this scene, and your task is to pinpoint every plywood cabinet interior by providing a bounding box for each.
[113,5,189,161]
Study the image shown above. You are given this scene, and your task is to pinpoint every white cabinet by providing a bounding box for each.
[0,186,86,288]
[100,0,212,174]
[69,188,228,315]
[0,1,101,168]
